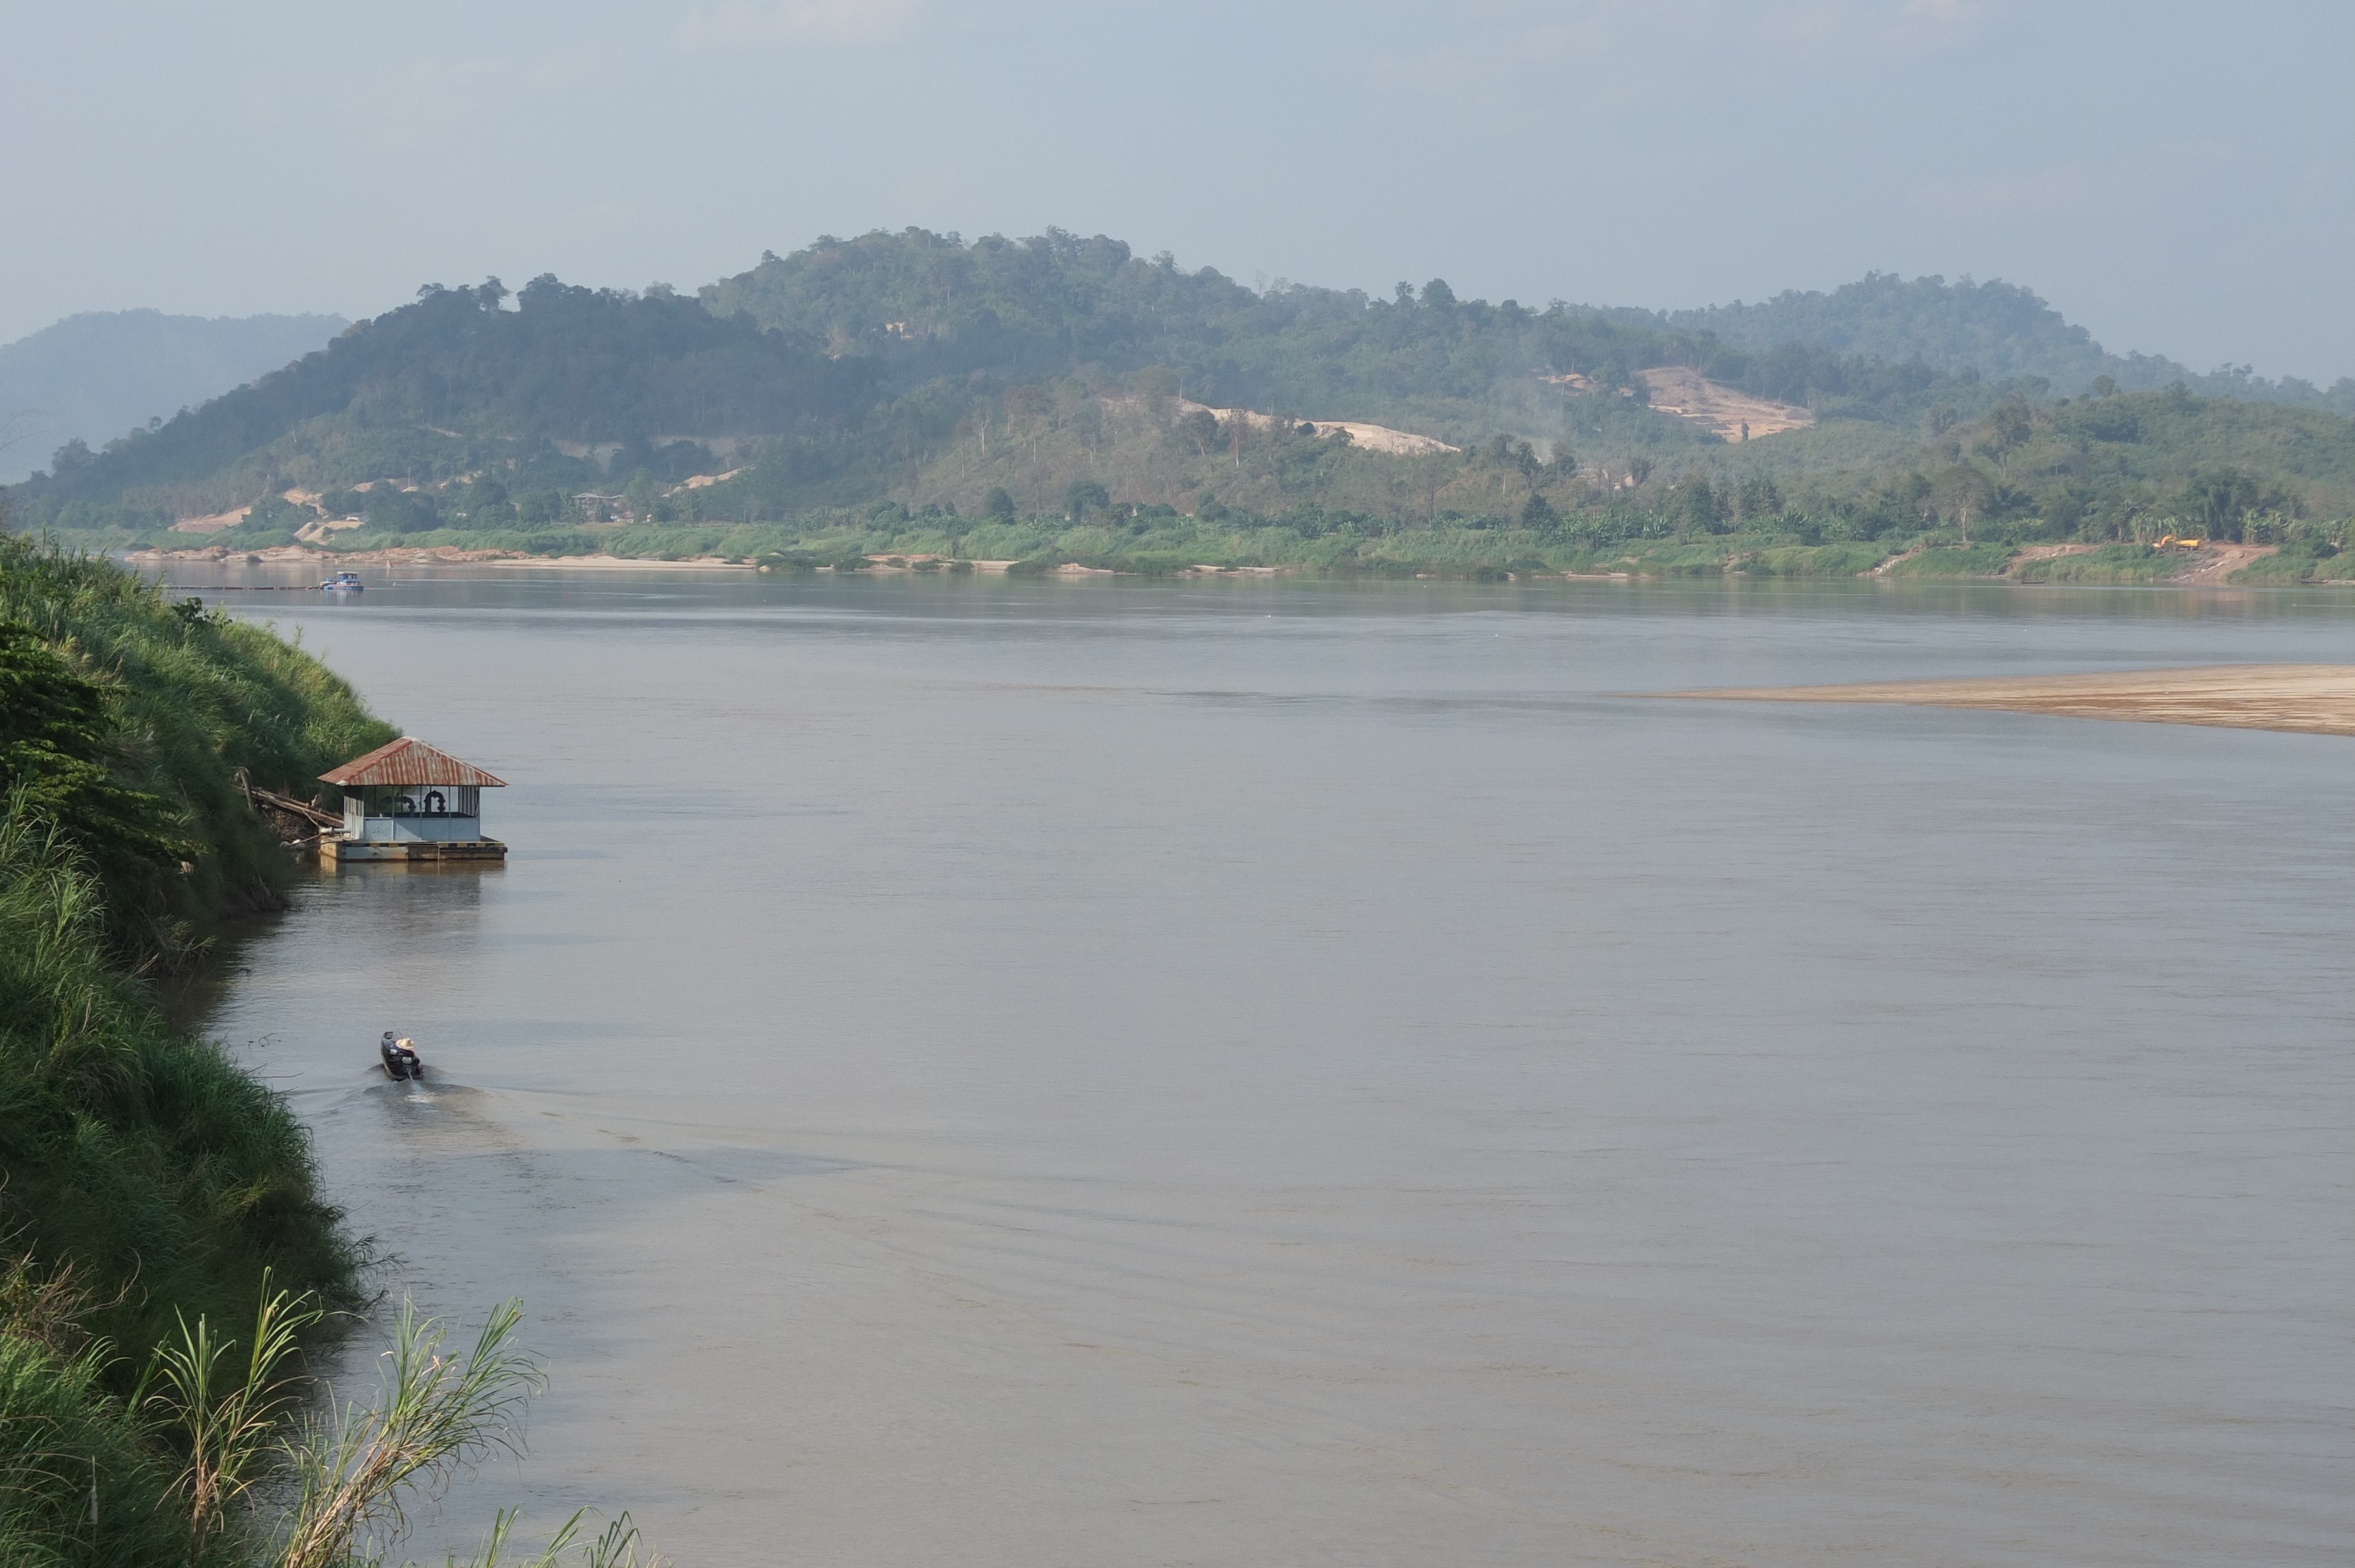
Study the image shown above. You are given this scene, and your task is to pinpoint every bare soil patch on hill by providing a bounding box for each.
[1171,398,1458,456]
[169,506,251,534]
[1635,367,1815,441]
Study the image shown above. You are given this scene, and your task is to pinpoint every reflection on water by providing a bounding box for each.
[192,570,2353,1567]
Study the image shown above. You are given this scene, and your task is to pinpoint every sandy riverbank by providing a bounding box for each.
[131,544,515,567]
[482,554,752,570]
[1650,665,2355,738]
[130,544,757,571]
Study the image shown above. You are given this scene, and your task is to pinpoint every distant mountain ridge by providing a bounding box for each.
[1627,274,2354,413]
[9,253,2346,497]
[0,308,349,483]
[8,228,2350,556]
[14,235,1998,522]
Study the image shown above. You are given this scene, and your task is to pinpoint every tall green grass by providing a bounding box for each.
[0,807,356,1567]
[0,803,359,1386]
[0,534,396,945]
[0,537,374,1564]
[2,1262,658,1567]
[0,1308,193,1568]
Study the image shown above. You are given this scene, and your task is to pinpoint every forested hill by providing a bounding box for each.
[1644,273,2355,414]
[697,227,1985,435]
[14,231,2019,525]
[25,277,870,516]
[8,226,2352,572]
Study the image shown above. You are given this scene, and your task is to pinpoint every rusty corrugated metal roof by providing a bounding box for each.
[320,738,508,788]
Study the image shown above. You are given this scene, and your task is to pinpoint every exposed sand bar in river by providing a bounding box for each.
[1651,663,2355,737]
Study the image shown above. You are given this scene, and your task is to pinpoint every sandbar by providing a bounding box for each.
[1651,665,2355,737]
[482,554,752,570]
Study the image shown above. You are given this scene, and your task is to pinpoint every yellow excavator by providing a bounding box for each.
[2153,534,2205,550]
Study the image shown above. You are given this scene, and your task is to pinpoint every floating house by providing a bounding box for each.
[319,738,508,862]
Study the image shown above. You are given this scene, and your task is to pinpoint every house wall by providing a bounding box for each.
[341,785,489,843]
[354,815,483,843]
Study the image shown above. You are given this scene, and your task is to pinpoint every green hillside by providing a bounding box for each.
[1,231,2022,543]
[5,228,2351,581]
[1650,273,2355,413]
[16,277,870,526]
[701,227,2004,439]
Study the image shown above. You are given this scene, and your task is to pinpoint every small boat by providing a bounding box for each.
[320,572,365,592]
[379,1031,424,1080]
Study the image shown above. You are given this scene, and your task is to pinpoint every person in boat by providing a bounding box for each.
[380,1031,422,1079]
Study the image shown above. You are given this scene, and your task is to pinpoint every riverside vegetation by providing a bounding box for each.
[6,228,2351,584]
[0,536,656,1567]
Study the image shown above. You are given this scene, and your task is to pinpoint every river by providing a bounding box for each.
[187,568,2351,1567]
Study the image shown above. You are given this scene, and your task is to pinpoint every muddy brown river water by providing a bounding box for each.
[187,569,2352,1567]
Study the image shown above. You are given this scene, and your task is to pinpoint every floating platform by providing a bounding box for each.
[323,836,508,863]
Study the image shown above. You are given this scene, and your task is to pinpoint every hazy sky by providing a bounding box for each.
[4,1,2349,380]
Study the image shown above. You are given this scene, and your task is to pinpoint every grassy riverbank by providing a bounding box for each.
[2,537,658,1567]
[0,534,394,950]
[0,801,364,1565]
[1,537,392,1563]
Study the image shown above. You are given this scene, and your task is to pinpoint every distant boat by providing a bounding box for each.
[320,572,364,592]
